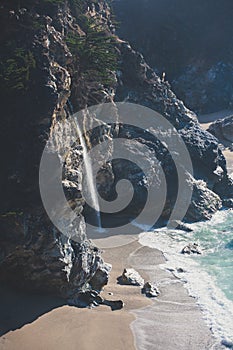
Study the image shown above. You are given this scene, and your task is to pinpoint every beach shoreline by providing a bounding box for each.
[0,240,151,350]
[0,239,219,350]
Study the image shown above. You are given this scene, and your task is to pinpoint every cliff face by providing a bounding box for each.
[113,0,233,113]
[0,0,233,297]
[0,0,116,213]
[113,42,231,221]
[0,0,115,297]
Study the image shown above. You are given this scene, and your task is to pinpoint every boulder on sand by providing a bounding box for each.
[142,282,160,298]
[117,268,144,286]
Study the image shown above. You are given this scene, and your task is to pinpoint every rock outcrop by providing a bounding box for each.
[0,210,110,298]
[0,0,115,297]
[208,115,233,144]
[185,176,222,222]
[114,42,232,221]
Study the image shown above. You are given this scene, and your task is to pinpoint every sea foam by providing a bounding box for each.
[138,210,233,347]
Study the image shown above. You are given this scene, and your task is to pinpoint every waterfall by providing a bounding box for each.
[73,119,102,230]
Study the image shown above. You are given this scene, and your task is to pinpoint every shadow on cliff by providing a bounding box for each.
[0,285,65,336]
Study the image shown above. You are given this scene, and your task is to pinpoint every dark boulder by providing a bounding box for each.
[142,282,160,298]
[169,220,193,232]
[181,243,202,255]
[68,290,104,308]
[103,299,124,311]
[176,268,186,273]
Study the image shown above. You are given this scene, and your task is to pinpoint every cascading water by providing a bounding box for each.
[73,118,102,231]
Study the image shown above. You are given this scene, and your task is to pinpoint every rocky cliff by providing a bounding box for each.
[113,42,232,220]
[0,0,233,298]
[113,0,233,114]
[0,0,115,298]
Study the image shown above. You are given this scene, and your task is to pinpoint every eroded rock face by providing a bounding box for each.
[113,42,230,221]
[208,115,233,144]
[185,177,222,222]
[0,0,114,298]
[0,211,110,298]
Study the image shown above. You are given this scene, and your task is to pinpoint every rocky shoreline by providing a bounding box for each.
[0,2,233,349]
[0,239,221,350]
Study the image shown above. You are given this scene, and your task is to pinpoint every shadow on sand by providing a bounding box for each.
[0,285,65,336]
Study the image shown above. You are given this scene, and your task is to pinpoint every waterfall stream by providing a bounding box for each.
[73,119,102,230]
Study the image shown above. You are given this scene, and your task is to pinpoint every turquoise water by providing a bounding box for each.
[192,209,233,301]
[139,209,233,345]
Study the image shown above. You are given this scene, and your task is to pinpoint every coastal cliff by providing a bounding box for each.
[0,0,115,298]
[113,0,233,114]
[0,0,233,298]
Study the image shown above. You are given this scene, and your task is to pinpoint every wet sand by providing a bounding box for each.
[0,240,218,350]
[128,245,218,350]
[0,241,149,350]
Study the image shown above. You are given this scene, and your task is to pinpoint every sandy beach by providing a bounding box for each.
[0,238,218,350]
[0,240,147,350]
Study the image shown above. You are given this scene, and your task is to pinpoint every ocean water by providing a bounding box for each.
[139,209,233,347]
[191,210,233,302]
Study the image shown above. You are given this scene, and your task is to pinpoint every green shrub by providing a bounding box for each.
[0,47,36,92]
[66,16,117,86]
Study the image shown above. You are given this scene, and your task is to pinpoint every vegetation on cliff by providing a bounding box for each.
[65,19,117,86]
[0,0,117,96]
[0,46,36,92]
